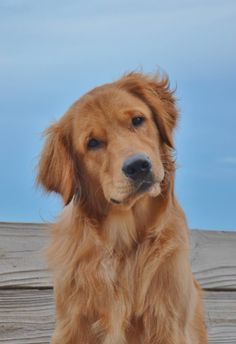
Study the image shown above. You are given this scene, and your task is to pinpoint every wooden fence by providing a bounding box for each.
[0,222,236,343]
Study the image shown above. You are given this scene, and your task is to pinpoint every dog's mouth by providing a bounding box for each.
[110,179,157,205]
[110,198,122,204]
[136,179,153,193]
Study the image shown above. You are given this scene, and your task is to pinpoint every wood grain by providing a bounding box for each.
[0,289,235,344]
[0,222,50,288]
[190,230,236,290]
[0,222,236,290]
[0,289,54,344]
[204,291,236,344]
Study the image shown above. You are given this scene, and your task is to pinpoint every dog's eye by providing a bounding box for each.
[132,116,145,128]
[87,138,102,150]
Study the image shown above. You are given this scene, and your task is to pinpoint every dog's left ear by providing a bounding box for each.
[117,72,178,148]
[37,114,76,205]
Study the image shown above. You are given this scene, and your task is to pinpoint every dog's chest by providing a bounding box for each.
[94,212,150,309]
[97,249,136,295]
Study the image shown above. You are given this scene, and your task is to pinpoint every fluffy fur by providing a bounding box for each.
[37,72,208,343]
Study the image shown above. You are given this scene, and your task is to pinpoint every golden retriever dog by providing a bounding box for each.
[37,72,208,344]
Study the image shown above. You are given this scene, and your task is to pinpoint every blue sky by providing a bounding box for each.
[0,0,235,230]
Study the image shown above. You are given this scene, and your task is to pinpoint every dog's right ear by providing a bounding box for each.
[37,115,76,205]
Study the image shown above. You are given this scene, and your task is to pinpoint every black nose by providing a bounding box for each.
[122,154,152,181]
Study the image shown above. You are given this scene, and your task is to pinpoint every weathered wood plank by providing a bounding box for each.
[190,230,236,290]
[0,223,50,288]
[0,289,235,344]
[205,291,236,343]
[0,289,54,344]
[0,222,236,290]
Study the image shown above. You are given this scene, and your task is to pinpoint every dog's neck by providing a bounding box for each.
[102,195,173,252]
[73,181,175,252]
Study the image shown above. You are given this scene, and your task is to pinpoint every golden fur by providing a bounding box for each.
[37,72,208,343]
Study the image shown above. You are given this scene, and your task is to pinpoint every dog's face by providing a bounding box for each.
[37,73,178,213]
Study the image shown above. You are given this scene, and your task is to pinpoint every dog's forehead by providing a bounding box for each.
[74,86,151,130]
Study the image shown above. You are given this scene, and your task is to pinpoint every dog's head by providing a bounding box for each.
[37,73,178,214]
